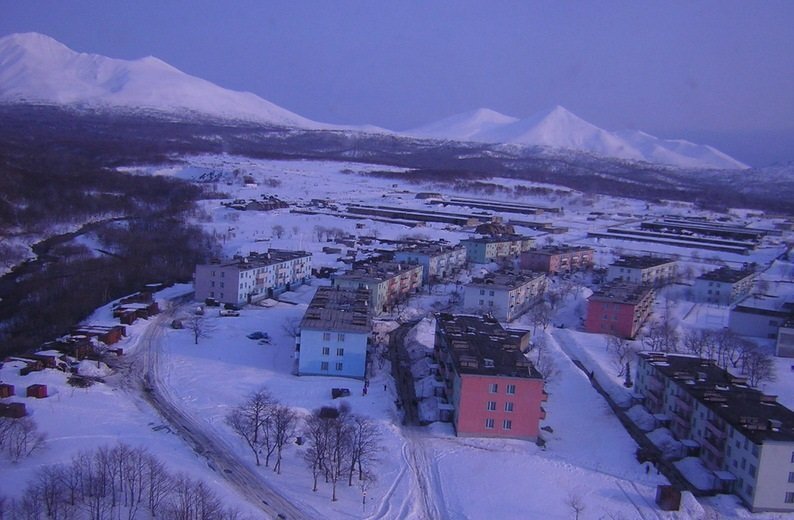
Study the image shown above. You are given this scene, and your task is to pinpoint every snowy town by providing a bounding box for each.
[3,155,794,519]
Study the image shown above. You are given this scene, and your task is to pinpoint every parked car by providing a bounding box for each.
[219,309,240,317]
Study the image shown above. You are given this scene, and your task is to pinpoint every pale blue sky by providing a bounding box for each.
[2,1,793,166]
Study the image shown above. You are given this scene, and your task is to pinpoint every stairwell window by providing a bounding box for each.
[503,419,512,430]
[506,384,516,395]
[504,402,514,412]
[320,362,329,371]
[486,401,496,411]
[485,418,494,429]
[322,347,330,356]
[489,383,498,393]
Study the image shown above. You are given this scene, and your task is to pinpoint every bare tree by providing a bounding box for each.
[303,412,331,492]
[606,335,635,377]
[226,389,275,466]
[741,347,777,388]
[642,320,679,353]
[186,314,213,345]
[347,415,381,486]
[566,492,586,520]
[272,405,298,475]
[272,224,285,239]
[529,302,553,335]
[682,329,717,359]
[0,416,46,462]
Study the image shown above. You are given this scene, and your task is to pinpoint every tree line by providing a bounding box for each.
[227,389,381,502]
[0,443,247,520]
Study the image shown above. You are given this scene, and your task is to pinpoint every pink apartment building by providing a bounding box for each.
[585,282,655,339]
[434,314,547,441]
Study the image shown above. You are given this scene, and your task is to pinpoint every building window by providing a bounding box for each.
[322,347,330,356]
[486,401,496,411]
[338,333,345,342]
[320,362,329,371]
[504,402,514,412]
[748,464,756,477]
[335,362,343,371]
[323,332,331,341]
[745,484,753,496]
[788,472,794,483]
[336,347,344,356]
[479,300,484,306]
[480,289,485,295]
[503,419,512,430]
[790,451,794,463]
[485,418,494,429]
[489,383,498,393]
[785,492,794,504]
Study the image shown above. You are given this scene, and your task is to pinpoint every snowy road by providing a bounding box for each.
[111,301,320,520]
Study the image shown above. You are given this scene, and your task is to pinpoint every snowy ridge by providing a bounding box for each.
[410,105,749,170]
[0,32,330,128]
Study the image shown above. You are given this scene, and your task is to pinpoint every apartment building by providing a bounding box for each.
[729,295,794,340]
[636,352,794,513]
[692,267,756,306]
[393,244,467,284]
[463,270,547,322]
[585,282,655,339]
[520,245,594,274]
[607,255,677,287]
[434,314,547,441]
[460,235,535,264]
[332,261,423,316]
[194,249,312,305]
[297,287,371,379]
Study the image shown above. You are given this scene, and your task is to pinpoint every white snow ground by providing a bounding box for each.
[3,154,793,519]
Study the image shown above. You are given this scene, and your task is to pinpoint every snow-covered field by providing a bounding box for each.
[4,154,794,519]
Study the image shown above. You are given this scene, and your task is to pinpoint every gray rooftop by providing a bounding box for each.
[467,269,546,290]
[210,249,311,271]
[610,255,675,269]
[697,266,755,283]
[640,352,794,443]
[590,281,654,304]
[436,313,542,379]
[300,286,371,333]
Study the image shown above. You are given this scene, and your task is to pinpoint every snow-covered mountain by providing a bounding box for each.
[409,105,748,170]
[0,32,329,128]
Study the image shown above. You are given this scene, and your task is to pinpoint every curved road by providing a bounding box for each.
[111,298,320,520]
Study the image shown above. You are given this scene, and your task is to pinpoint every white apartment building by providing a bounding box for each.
[393,244,467,284]
[194,250,312,305]
[692,266,756,306]
[463,270,547,322]
[636,353,794,513]
[332,261,423,316]
[607,255,677,287]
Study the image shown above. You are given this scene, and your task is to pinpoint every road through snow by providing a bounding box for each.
[110,300,321,520]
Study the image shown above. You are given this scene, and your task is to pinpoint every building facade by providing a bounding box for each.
[729,295,794,340]
[606,255,677,287]
[434,314,546,441]
[585,282,655,339]
[520,245,594,274]
[297,287,371,379]
[193,250,312,305]
[332,262,423,316]
[777,321,794,358]
[636,353,794,513]
[463,270,547,322]
[393,244,467,284]
[460,235,535,264]
[692,267,756,306]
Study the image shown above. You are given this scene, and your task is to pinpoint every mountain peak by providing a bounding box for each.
[0,32,326,128]
[411,105,748,170]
